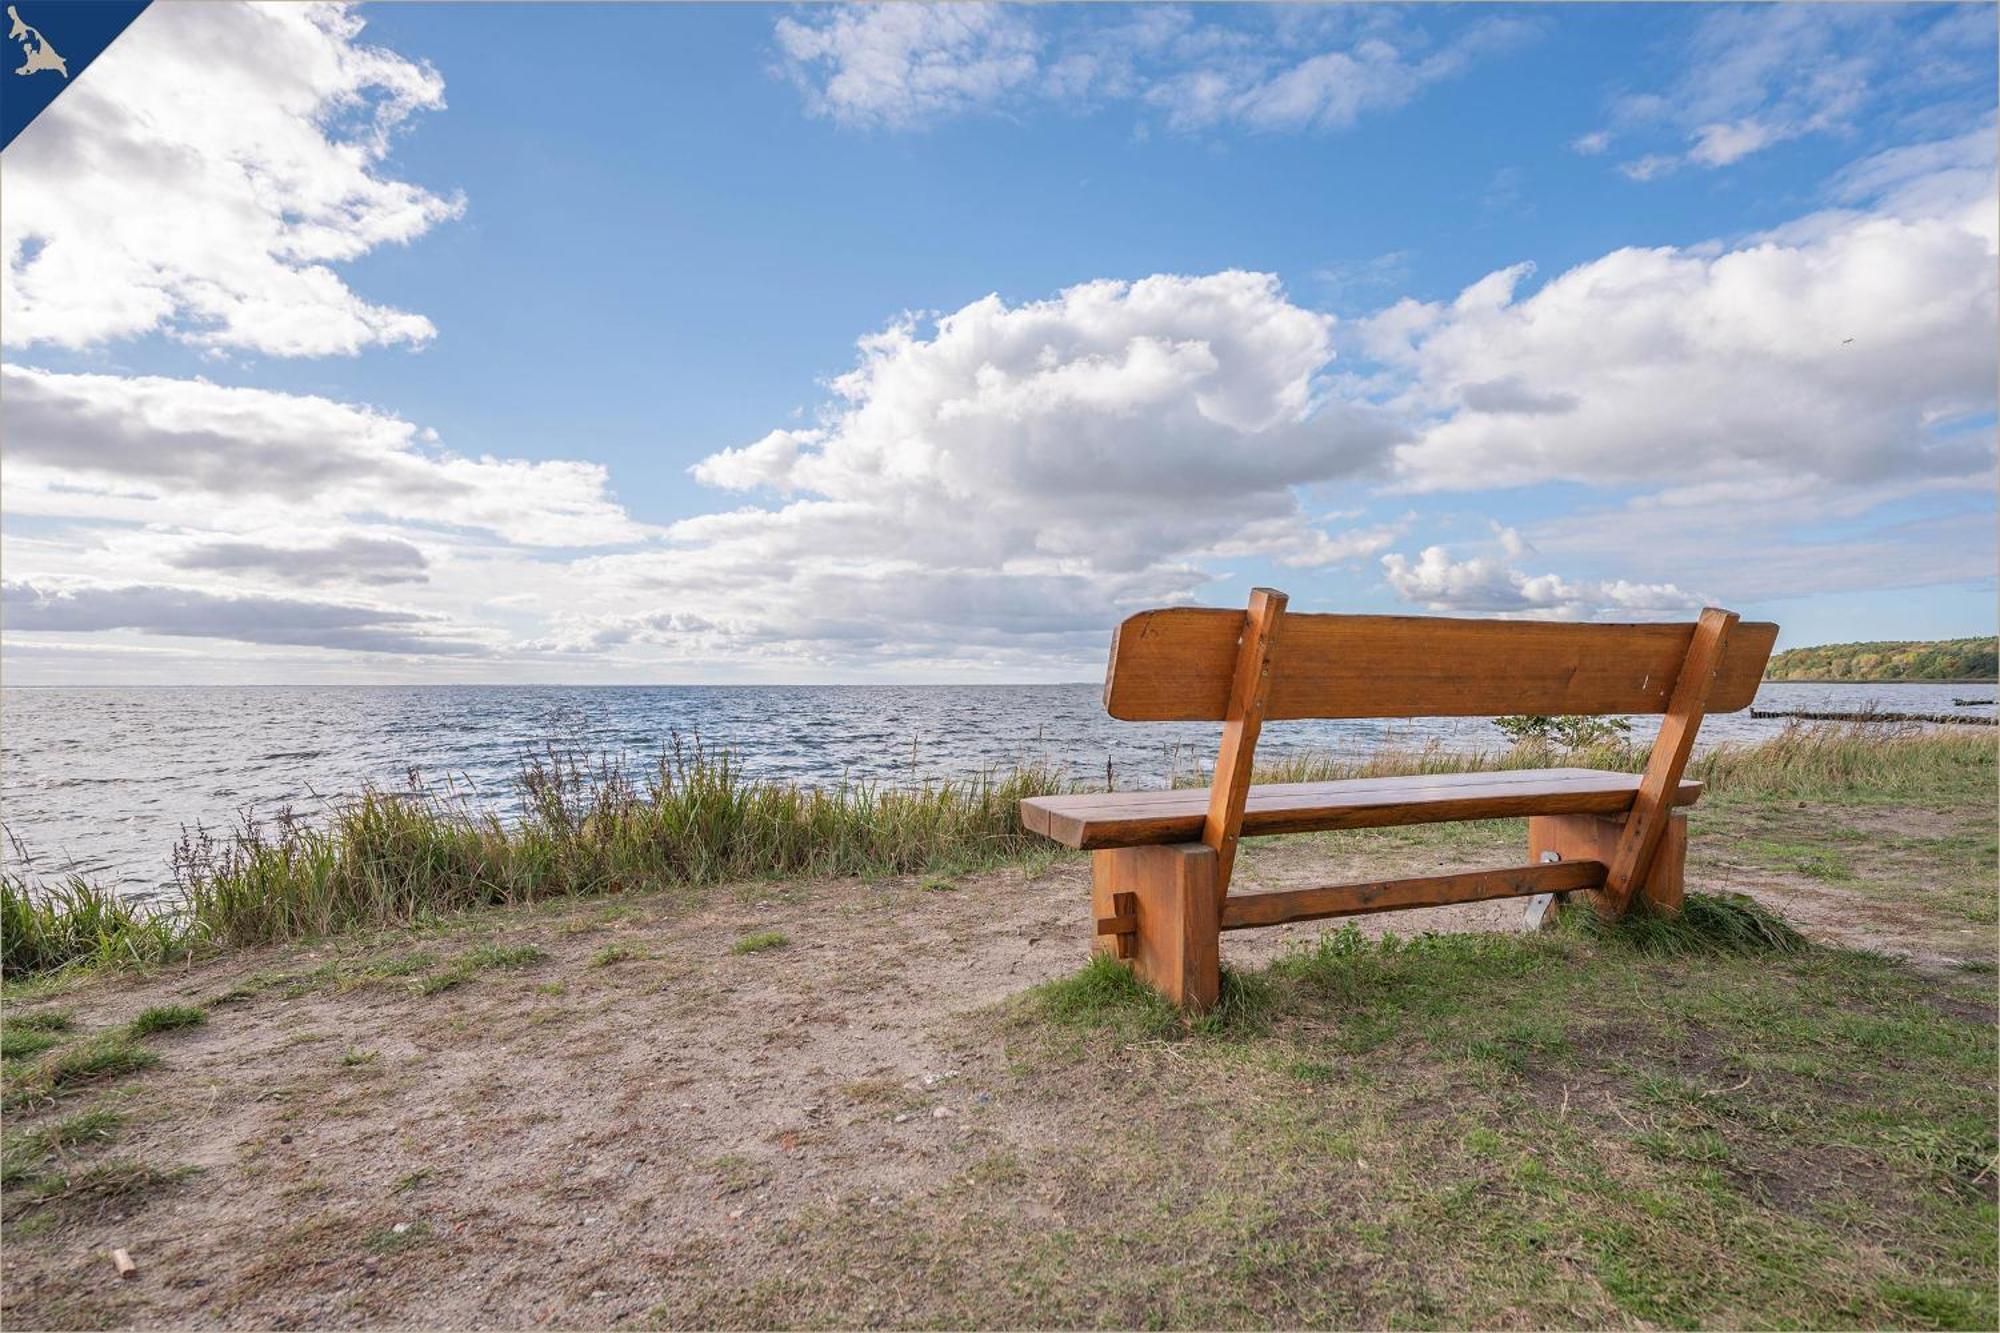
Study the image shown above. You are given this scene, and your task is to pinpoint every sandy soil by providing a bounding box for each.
[2,827,1986,1329]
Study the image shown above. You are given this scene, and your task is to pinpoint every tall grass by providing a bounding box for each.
[3,738,1068,974]
[1234,720,1995,801]
[2,724,1988,977]
[0,875,197,976]
[173,738,1067,949]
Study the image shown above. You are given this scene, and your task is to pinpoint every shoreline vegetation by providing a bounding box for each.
[4,724,1993,982]
[1763,636,1996,683]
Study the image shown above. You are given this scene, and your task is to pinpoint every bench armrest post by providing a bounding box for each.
[1603,607,1736,913]
[1201,587,1287,896]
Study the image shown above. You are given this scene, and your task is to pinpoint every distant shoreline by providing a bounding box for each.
[1762,678,1997,686]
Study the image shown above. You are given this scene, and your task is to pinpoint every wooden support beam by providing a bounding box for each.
[1218,859,1606,931]
[1602,607,1735,914]
[1091,845,1220,1009]
[1530,811,1686,921]
[1094,889,1138,960]
[1201,588,1287,898]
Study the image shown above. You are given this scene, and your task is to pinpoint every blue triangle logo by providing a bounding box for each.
[3,1,151,151]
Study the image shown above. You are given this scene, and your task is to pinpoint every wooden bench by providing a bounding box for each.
[1020,589,1779,1008]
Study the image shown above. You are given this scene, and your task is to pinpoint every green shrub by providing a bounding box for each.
[1493,714,1634,747]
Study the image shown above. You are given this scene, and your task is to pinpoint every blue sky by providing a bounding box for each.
[2,2,1995,682]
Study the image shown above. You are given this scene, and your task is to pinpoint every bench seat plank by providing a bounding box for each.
[1021,767,1702,850]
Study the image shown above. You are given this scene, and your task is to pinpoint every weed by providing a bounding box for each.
[362,1220,434,1254]
[731,930,789,955]
[127,1004,206,1037]
[7,1036,158,1106]
[4,1011,73,1033]
[0,1028,62,1061]
[1571,891,1810,957]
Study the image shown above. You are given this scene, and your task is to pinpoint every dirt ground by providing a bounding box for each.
[3,816,1993,1329]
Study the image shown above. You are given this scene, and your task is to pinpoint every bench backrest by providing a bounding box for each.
[1103,588,1778,914]
[1105,608,1778,721]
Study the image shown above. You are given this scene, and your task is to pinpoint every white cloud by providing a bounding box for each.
[1,2,461,356]
[1686,117,1778,168]
[1588,5,1989,179]
[2,365,650,549]
[1358,127,1997,494]
[773,3,1040,130]
[772,6,1530,134]
[1569,129,1612,156]
[1150,18,1531,135]
[541,271,1403,663]
[1381,545,1706,620]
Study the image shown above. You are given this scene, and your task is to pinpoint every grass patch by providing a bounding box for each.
[1025,953,1273,1040]
[6,1035,158,1107]
[730,929,789,955]
[0,1104,186,1227]
[409,942,547,996]
[127,1004,206,1037]
[1566,890,1809,957]
[363,1221,434,1254]
[3,1010,73,1033]
[0,1028,64,1061]
[590,943,641,967]
[3,1159,196,1219]
[2,1108,126,1186]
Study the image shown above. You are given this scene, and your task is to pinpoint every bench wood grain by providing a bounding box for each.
[1104,610,1777,722]
[1022,768,1702,850]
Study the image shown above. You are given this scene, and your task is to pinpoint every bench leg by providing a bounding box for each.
[1527,811,1686,922]
[1091,844,1221,1010]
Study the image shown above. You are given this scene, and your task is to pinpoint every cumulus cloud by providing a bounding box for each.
[772,5,1530,133]
[165,536,429,587]
[549,271,1403,662]
[2,2,462,355]
[1,581,483,655]
[1357,127,1997,493]
[1,365,649,548]
[1381,545,1706,620]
